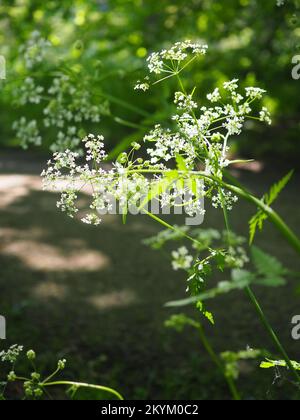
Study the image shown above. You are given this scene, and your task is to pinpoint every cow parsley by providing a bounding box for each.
[43,42,271,225]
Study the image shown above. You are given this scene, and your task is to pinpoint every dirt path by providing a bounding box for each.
[0,151,299,400]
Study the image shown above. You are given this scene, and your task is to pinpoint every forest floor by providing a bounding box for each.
[0,149,300,400]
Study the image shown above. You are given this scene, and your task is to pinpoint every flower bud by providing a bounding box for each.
[57,359,67,370]
[7,371,16,382]
[26,350,36,361]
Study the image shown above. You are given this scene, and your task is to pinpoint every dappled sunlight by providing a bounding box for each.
[87,289,137,310]
[0,174,41,208]
[1,239,111,272]
[32,281,68,300]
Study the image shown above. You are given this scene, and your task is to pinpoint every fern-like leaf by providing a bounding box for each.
[249,171,294,244]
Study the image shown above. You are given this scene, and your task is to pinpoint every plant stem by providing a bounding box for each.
[136,167,300,388]
[142,209,241,399]
[219,182,300,385]
[245,286,300,383]
[197,323,241,401]
[42,381,124,400]
[126,168,300,254]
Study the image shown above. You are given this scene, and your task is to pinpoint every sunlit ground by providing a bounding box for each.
[0,151,299,400]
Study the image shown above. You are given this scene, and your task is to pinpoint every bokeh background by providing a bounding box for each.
[0,0,299,400]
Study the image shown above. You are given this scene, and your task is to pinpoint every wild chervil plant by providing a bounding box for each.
[42,41,300,399]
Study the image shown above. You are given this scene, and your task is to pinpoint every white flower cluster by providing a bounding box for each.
[276,0,285,6]
[19,31,51,70]
[43,75,106,151]
[42,134,149,225]
[207,88,221,103]
[43,130,207,224]
[17,77,44,105]
[12,117,41,148]
[43,42,272,225]
[0,345,24,363]
[212,189,239,211]
[172,247,194,271]
[259,107,272,125]
[145,125,195,166]
[171,79,270,181]
[174,92,197,111]
[134,80,150,92]
[13,35,109,151]
[146,40,208,74]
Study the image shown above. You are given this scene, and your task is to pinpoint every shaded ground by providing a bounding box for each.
[0,150,299,400]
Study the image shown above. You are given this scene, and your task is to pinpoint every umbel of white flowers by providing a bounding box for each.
[42,41,271,227]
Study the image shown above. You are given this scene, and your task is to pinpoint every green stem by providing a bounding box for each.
[245,286,300,383]
[130,167,300,386]
[219,182,300,385]
[42,367,60,385]
[42,381,124,400]
[142,209,200,247]
[197,324,241,401]
[124,169,300,255]
[143,209,240,399]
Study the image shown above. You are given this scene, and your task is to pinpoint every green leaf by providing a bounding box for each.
[249,211,267,245]
[266,170,294,206]
[166,270,254,308]
[175,154,188,172]
[248,171,293,244]
[196,302,215,325]
[251,246,286,277]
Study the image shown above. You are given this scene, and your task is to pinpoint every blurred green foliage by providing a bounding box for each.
[0,0,299,161]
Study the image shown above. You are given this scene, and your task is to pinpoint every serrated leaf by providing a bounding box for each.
[251,246,286,277]
[196,301,215,325]
[266,170,294,206]
[249,211,267,245]
[248,171,293,244]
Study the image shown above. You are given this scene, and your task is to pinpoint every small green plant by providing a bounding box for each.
[0,345,123,400]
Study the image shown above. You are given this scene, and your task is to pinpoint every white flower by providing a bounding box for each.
[259,107,272,125]
[146,41,208,75]
[171,247,193,271]
[223,116,244,135]
[82,214,102,226]
[207,88,221,103]
[135,81,150,91]
[12,117,41,148]
[245,87,266,100]
[223,79,239,92]
[147,52,164,74]
[174,91,197,110]
[0,345,24,363]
